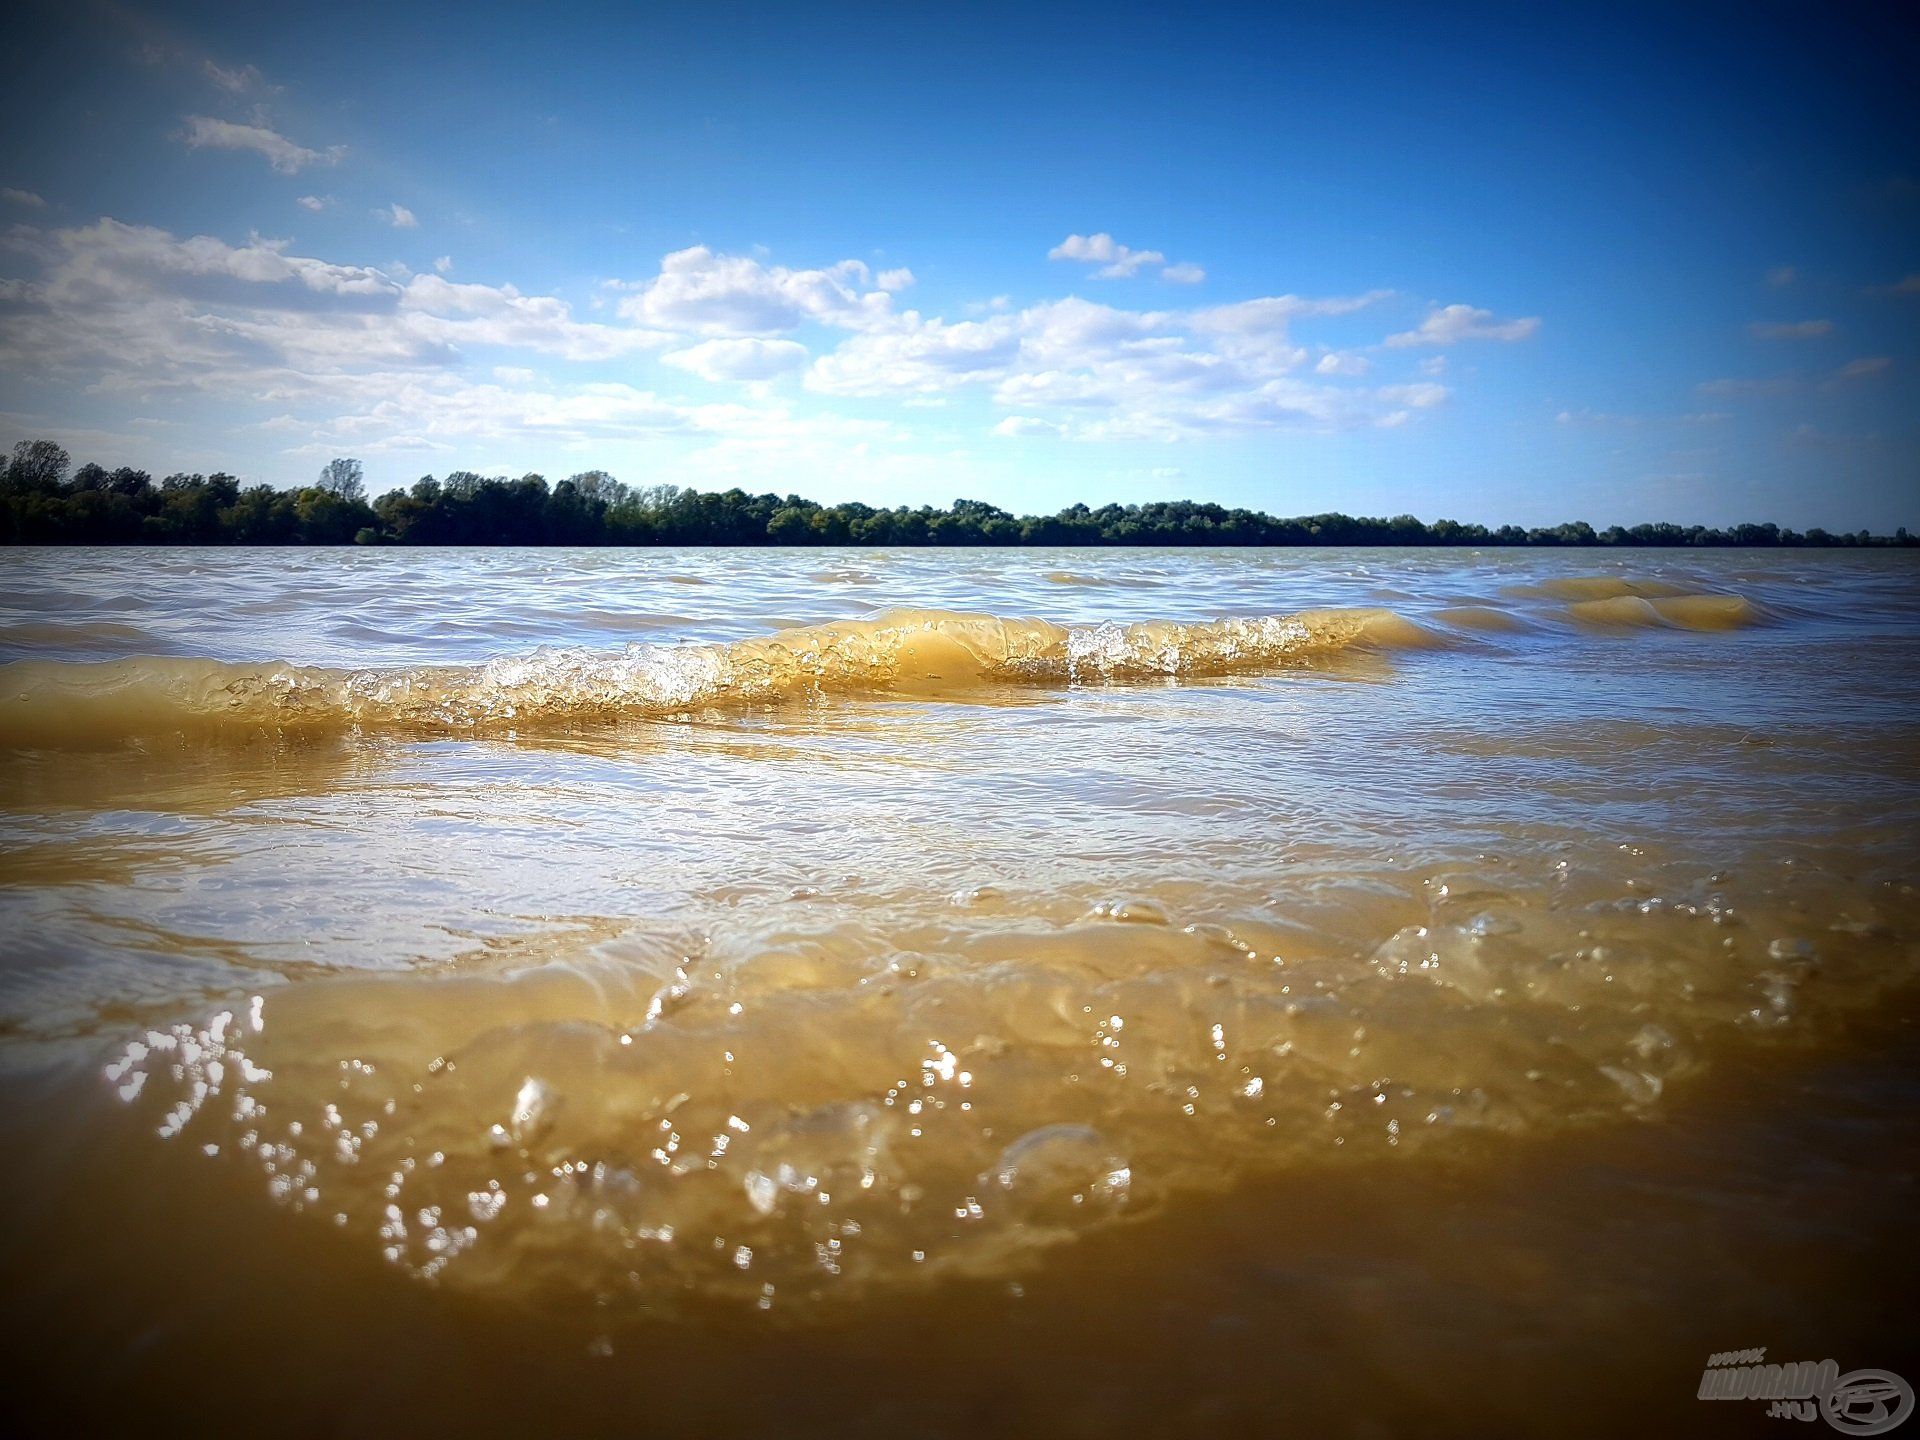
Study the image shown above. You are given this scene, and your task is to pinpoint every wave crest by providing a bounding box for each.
[0,606,1434,744]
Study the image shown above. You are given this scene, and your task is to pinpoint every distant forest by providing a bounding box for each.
[1,442,1913,548]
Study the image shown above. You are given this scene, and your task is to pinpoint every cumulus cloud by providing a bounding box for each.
[1749,318,1832,340]
[382,204,419,229]
[179,116,344,174]
[0,221,1516,461]
[0,219,924,461]
[661,337,810,382]
[1385,304,1540,347]
[1050,235,1205,283]
[611,246,896,335]
[0,218,670,405]
[804,286,1446,437]
[2,188,46,209]
[1049,232,1163,278]
[807,314,1022,396]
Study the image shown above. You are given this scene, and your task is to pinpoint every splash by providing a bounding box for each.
[96,848,1918,1313]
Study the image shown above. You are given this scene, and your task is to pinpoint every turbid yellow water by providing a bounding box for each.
[0,546,1916,1436]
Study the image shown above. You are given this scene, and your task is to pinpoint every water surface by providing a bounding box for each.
[1,547,1916,1436]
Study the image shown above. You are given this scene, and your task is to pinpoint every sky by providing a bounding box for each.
[0,0,1915,529]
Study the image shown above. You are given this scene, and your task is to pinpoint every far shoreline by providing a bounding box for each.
[2,442,1913,548]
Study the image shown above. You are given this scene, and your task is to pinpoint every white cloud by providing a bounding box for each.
[1019,296,1175,364]
[0,220,1522,465]
[203,61,267,93]
[1375,382,1449,410]
[382,204,419,230]
[296,195,330,212]
[876,268,915,292]
[662,337,810,382]
[1749,318,1832,340]
[1314,351,1371,376]
[1193,291,1390,338]
[179,116,344,174]
[807,314,1022,396]
[1828,356,1891,384]
[1697,374,1798,398]
[1049,233,1209,283]
[1558,407,1733,428]
[433,255,453,274]
[0,219,924,463]
[264,380,907,461]
[1049,232,1164,279]
[2,188,46,209]
[1385,304,1540,347]
[612,246,896,335]
[0,218,670,405]
[804,285,1458,437]
[992,415,1066,438]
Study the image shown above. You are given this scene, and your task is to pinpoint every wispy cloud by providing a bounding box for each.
[1765,265,1796,288]
[1749,318,1833,340]
[2,188,46,208]
[1825,356,1892,386]
[381,204,418,229]
[203,60,269,94]
[296,195,331,212]
[992,415,1067,439]
[179,116,344,174]
[1385,304,1540,347]
[1697,374,1798,398]
[1698,355,1886,397]
[1555,408,1730,427]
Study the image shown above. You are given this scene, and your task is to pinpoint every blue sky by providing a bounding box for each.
[1,0,1915,528]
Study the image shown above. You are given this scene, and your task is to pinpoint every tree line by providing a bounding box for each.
[1,441,1912,548]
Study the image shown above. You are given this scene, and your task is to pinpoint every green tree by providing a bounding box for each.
[318,457,366,502]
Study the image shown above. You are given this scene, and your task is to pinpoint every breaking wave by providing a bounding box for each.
[0,588,1772,745]
[0,606,1439,743]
